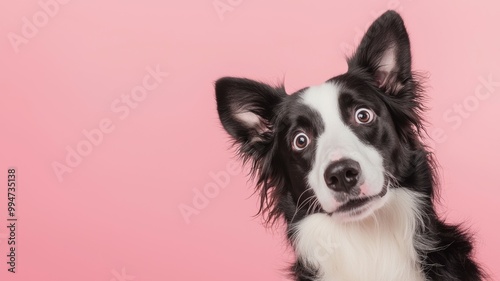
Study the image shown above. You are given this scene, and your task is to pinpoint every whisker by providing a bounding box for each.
[290,190,315,223]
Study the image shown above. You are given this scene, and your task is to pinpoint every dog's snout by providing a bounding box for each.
[324,159,360,193]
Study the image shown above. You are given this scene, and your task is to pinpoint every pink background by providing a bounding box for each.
[1,0,499,280]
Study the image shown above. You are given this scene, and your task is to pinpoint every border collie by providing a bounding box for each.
[215,10,484,281]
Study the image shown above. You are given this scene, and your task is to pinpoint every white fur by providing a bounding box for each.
[234,111,268,133]
[376,47,404,91]
[233,110,270,143]
[292,189,429,281]
[378,47,398,75]
[301,82,385,216]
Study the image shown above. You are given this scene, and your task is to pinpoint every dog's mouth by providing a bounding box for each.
[331,182,388,215]
[335,197,373,213]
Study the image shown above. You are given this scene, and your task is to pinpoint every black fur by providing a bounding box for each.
[215,10,484,281]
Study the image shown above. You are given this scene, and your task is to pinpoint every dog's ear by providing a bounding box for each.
[215,77,285,158]
[348,10,412,95]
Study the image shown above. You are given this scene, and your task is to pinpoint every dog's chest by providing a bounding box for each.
[292,191,426,281]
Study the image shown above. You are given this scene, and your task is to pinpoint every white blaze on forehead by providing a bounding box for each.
[300,82,385,212]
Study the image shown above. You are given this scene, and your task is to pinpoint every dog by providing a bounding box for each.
[215,10,484,281]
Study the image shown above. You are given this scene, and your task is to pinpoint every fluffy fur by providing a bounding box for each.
[292,189,429,280]
[215,10,484,281]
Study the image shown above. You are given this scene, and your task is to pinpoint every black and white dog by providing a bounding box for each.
[215,11,484,281]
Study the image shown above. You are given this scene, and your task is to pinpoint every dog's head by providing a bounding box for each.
[215,11,426,223]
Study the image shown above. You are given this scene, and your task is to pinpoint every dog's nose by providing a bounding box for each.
[324,159,361,193]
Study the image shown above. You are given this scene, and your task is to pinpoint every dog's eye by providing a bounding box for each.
[355,108,375,124]
[292,132,310,151]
